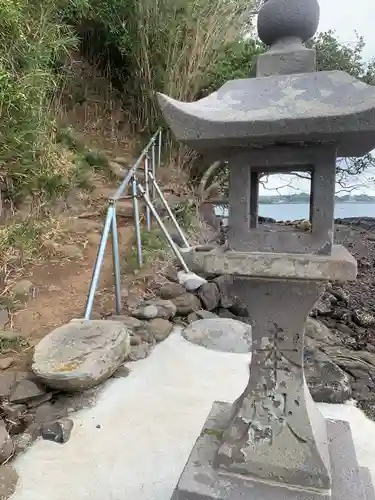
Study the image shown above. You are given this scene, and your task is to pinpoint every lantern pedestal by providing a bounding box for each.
[169,245,363,500]
[170,402,372,500]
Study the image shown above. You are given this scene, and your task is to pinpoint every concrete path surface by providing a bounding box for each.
[11,330,375,500]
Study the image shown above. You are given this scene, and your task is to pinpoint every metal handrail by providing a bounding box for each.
[84,128,190,320]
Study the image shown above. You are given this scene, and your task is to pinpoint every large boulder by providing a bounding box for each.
[304,340,351,404]
[172,293,201,316]
[182,318,252,353]
[197,282,220,311]
[32,320,130,391]
[304,317,342,347]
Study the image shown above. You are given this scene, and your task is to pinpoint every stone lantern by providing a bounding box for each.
[158,0,375,499]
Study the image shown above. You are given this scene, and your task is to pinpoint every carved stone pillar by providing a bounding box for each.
[216,279,330,491]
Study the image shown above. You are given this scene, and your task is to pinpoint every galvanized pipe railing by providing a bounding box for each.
[84,128,190,320]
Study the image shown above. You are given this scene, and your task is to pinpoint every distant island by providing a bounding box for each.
[259,193,375,204]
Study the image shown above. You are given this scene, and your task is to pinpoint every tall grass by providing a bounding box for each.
[0,0,78,214]
[72,0,260,132]
[131,0,255,129]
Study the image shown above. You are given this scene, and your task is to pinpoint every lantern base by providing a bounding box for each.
[170,402,373,500]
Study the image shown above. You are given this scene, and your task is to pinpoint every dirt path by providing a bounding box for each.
[1,175,137,372]
[13,225,134,342]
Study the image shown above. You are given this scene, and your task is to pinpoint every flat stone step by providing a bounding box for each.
[171,401,373,500]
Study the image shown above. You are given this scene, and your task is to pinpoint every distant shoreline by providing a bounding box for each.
[259,200,375,205]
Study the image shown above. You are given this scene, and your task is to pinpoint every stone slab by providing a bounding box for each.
[187,244,357,282]
[171,402,370,500]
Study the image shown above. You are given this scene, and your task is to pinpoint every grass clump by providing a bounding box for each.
[125,228,167,272]
[0,333,28,354]
[0,0,89,212]
[0,218,57,271]
[173,201,196,233]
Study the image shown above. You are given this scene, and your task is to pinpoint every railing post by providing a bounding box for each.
[144,154,151,231]
[84,206,114,319]
[132,174,143,267]
[158,129,162,170]
[151,141,156,201]
[111,205,122,315]
[138,184,190,273]
[148,172,190,248]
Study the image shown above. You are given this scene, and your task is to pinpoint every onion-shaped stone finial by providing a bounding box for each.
[257,0,320,46]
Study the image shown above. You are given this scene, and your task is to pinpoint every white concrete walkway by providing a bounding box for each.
[11,330,375,500]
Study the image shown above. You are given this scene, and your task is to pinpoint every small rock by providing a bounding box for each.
[11,280,34,297]
[178,271,207,291]
[41,418,74,444]
[172,293,201,316]
[158,283,185,300]
[304,344,351,404]
[0,420,14,464]
[0,465,18,498]
[213,275,235,308]
[47,284,62,292]
[33,401,67,425]
[112,366,130,378]
[182,318,252,353]
[128,344,152,361]
[353,310,375,328]
[147,318,174,342]
[1,403,27,421]
[135,327,155,344]
[109,315,143,329]
[187,310,218,323]
[304,318,342,347]
[121,287,129,299]
[142,299,177,319]
[130,334,142,346]
[0,358,13,370]
[13,432,34,455]
[9,379,46,404]
[0,373,17,398]
[195,244,215,252]
[32,320,130,391]
[310,293,335,316]
[162,266,179,283]
[228,297,249,317]
[26,392,53,408]
[329,286,350,306]
[197,282,220,311]
[131,305,160,320]
[297,220,312,232]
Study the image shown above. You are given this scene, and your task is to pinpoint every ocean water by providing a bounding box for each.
[216,203,375,221]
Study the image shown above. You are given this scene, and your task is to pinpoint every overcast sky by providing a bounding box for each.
[260,0,375,196]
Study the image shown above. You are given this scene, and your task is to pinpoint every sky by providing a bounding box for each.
[259,0,375,196]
